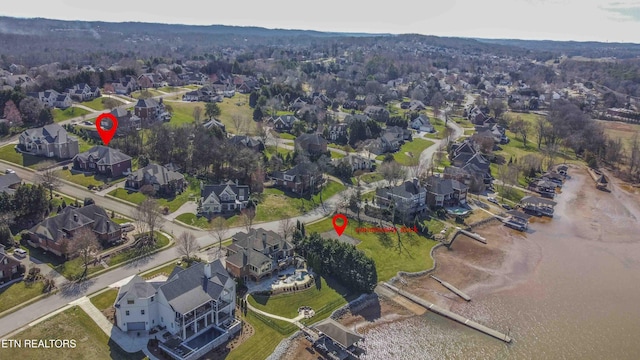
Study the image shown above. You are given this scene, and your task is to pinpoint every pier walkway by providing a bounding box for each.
[383,283,512,343]
[429,275,471,301]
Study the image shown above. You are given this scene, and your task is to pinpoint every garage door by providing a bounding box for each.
[127,322,146,331]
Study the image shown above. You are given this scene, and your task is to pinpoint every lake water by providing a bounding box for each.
[361,169,640,359]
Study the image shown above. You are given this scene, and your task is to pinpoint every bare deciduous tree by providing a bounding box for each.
[279,218,294,242]
[36,161,61,200]
[68,227,101,280]
[176,231,198,260]
[210,217,229,250]
[193,106,202,124]
[379,161,406,186]
[240,207,256,233]
[134,198,166,247]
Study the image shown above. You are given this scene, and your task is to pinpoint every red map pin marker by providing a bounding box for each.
[95,113,118,145]
[332,214,348,236]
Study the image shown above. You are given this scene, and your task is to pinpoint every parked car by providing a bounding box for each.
[120,222,135,232]
[5,169,15,174]
[487,197,499,204]
[13,248,27,258]
[501,203,513,210]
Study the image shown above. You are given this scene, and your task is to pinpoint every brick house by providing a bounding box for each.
[28,204,122,257]
[73,145,132,178]
[0,248,24,285]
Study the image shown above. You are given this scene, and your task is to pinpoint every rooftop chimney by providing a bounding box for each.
[262,232,267,242]
[73,214,78,222]
[204,262,212,279]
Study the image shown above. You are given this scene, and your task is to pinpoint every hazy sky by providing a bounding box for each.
[2,0,640,43]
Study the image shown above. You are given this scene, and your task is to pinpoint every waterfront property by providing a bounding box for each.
[114,260,241,360]
[312,318,365,359]
[520,196,557,217]
[503,210,531,231]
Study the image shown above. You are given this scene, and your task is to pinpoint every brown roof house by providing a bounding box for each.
[27,204,122,257]
[294,133,328,158]
[134,98,171,124]
[0,248,25,285]
[18,124,79,159]
[225,228,295,282]
[73,145,132,178]
[126,164,185,196]
[271,163,324,195]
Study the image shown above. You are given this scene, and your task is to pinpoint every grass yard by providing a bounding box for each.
[175,213,211,229]
[248,276,352,321]
[255,181,344,222]
[163,100,204,127]
[0,144,53,168]
[109,186,197,213]
[80,97,107,111]
[264,145,294,160]
[56,256,105,280]
[55,169,113,188]
[306,217,438,281]
[328,144,355,152]
[130,89,163,99]
[360,172,384,184]
[452,116,474,127]
[596,120,640,154]
[391,138,435,165]
[52,107,91,122]
[0,281,46,313]
[218,93,257,135]
[4,307,146,360]
[225,311,288,360]
[276,132,296,140]
[141,261,186,280]
[89,289,118,311]
[330,150,345,159]
[107,231,170,266]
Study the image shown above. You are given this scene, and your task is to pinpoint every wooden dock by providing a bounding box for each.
[459,229,487,244]
[430,275,471,301]
[384,283,512,343]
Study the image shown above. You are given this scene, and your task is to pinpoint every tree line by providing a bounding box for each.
[297,232,377,293]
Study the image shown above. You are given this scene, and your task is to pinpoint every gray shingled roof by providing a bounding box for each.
[128,164,184,187]
[314,318,364,349]
[74,145,132,166]
[158,260,230,314]
[22,124,72,145]
[29,204,121,243]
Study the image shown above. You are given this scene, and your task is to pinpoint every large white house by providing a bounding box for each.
[114,260,241,359]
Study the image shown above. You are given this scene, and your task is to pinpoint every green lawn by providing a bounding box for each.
[89,289,118,311]
[163,100,204,127]
[330,150,345,159]
[264,145,294,160]
[109,186,197,214]
[141,261,185,280]
[226,311,288,360]
[131,89,163,99]
[453,116,474,127]
[0,281,46,313]
[248,276,353,323]
[80,97,108,111]
[56,256,105,280]
[328,144,355,153]
[52,107,91,122]
[107,231,170,266]
[392,138,435,165]
[55,169,113,188]
[254,181,344,222]
[0,144,53,168]
[360,172,384,184]
[276,132,296,140]
[218,94,257,135]
[4,307,146,360]
[175,213,211,229]
[306,218,438,281]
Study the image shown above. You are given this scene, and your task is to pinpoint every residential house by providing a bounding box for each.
[28,204,122,256]
[126,164,185,196]
[0,248,24,285]
[366,127,409,155]
[294,133,328,157]
[134,98,171,123]
[410,114,434,132]
[54,93,73,109]
[386,126,412,141]
[203,119,226,133]
[229,135,264,152]
[114,260,240,359]
[375,178,427,220]
[225,228,295,281]
[443,166,485,193]
[73,145,132,178]
[67,83,100,102]
[337,154,374,172]
[138,73,164,89]
[273,115,298,132]
[112,75,139,95]
[424,175,468,209]
[18,124,80,159]
[28,90,61,108]
[182,87,217,102]
[343,114,370,125]
[0,173,21,195]
[326,123,348,142]
[363,106,390,122]
[109,108,141,135]
[271,163,323,195]
[199,182,250,217]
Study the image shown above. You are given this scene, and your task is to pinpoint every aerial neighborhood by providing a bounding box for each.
[0,14,639,360]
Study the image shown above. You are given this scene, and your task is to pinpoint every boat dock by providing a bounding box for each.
[383,283,512,343]
[459,229,487,244]
[429,275,471,301]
